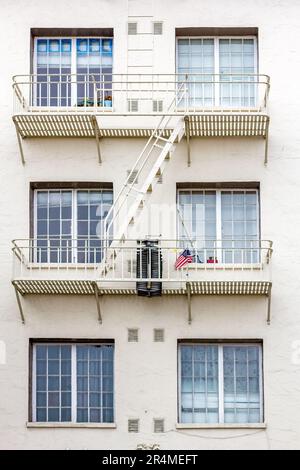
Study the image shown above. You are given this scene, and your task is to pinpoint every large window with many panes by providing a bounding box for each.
[179,342,263,424]
[31,342,114,423]
[33,187,113,263]
[177,188,260,264]
[177,37,257,107]
[34,37,113,106]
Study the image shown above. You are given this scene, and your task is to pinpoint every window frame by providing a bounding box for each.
[33,186,113,263]
[33,35,114,106]
[176,36,258,108]
[30,340,115,424]
[178,341,264,425]
[176,35,258,75]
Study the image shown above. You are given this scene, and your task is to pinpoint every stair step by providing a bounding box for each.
[153,143,164,149]
[153,134,171,142]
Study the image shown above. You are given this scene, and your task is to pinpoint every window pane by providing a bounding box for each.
[35,189,112,264]
[223,345,262,424]
[36,38,72,106]
[219,38,256,107]
[179,344,219,424]
[177,38,214,108]
[34,343,114,424]
[221,190,259,263]
[34,345,72,422]
[178,190,217,262]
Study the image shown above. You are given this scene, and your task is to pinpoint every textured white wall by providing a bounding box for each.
[1,0,300,449]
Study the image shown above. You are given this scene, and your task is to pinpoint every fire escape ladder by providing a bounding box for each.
[98,84,187,277]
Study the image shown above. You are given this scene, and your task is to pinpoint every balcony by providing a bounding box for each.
[12,238,273,324]
[12,73,270,163]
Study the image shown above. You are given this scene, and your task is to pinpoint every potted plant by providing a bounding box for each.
[104,95,112,107]
[207,256,218,264]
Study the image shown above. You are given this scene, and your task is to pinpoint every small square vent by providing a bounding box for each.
[154,329,165,342]
[154,419,164,433]
[128,328,139,342]
[128,419,139,433]
[127,169,138,184]
[128,22,138,35]
[153,22,163,35]
[128,99,139,112]
[153,100,163,113]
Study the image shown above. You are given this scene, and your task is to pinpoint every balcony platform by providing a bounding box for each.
[12,278,272,326]
[12,73,271,164]
[13,279,271,297]
[185,113,269,138]
[13,113,98,139]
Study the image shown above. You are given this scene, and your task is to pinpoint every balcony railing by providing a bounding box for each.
[13,73,270,115]
[12,238,272,284]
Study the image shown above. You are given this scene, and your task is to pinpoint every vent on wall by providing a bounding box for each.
[128,99,139,112]
[153,22,163,35]
[128,328,139,342]
[154,419,164,433]
[153,100,163,113]
[127,169,138,184]
[154,329,165,342]
[128,419,139,433]
[128,22,138,35]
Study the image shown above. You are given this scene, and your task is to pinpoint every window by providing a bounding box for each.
[34,188,113,263]
[177,37,257,107]
[32,342,114,423]
[35,37,113,106]
[179,343,263,424]
[177,188,259,263]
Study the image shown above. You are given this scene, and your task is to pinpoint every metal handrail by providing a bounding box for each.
[12,73,270,114]
[12,238,273,284]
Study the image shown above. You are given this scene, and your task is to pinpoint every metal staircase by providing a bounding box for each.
[99,83,187,276]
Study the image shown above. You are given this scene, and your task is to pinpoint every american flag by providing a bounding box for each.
[175,249,193,269]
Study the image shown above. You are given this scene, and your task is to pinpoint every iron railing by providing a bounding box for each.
[12,238,273,282]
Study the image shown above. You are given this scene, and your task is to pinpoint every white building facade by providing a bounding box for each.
[0,0,299,450]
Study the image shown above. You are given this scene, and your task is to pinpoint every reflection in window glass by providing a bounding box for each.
[179,343,262,424]
[33,343,114,423]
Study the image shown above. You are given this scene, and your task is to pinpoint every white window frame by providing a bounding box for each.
[33,36,114,106]
[177,187,260,262]
[178,342,264,425]
[176,36,258,107]
[32,342,114,424]
[33,188,113,263]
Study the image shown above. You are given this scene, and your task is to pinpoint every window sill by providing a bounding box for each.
[176,423,267,430]
[187,263,263,271]
[26,422,116,429]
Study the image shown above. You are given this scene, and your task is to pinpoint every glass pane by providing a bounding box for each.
[221,190,259,263]
[76,38,113,106]
[36,38,72,106]
[177,38,215,108]
[178,190,217,262]
[219,38,256,107]
[223,345,262,424]
[34,344,72,422]
[76,344,114,423]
